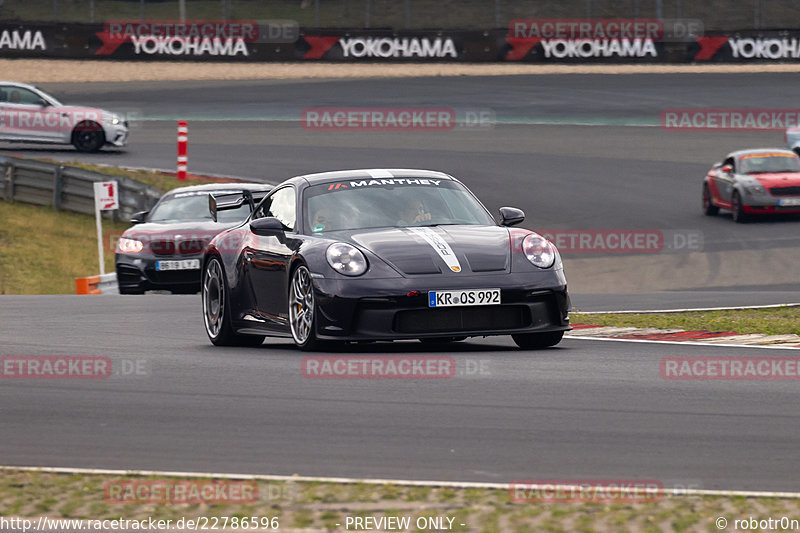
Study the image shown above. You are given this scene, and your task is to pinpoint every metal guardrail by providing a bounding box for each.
[0,155,162,221]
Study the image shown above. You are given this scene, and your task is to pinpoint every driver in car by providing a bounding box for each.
[398,199,431,225]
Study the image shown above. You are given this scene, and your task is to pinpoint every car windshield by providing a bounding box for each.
[148,192,251,223]
[303,178,495,233]
[35,86,62,106]
[740,154,800,174]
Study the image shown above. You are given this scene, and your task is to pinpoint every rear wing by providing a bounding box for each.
[208,189,271,222]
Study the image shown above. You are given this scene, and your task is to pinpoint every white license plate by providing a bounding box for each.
[156,259,200,271]
[428,288,501,308]
[778,197,800,206]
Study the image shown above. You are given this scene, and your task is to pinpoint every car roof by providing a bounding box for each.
[729,148,798,159]
[164,182,272,195]
[0,81,38,90]
[288,169,455,186]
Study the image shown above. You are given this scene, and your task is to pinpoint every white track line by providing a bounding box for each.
[2,466,800,499]
[566,335,800,350]
[575,302,800,314]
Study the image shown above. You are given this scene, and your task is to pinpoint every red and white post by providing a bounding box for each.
[177,120,188,180]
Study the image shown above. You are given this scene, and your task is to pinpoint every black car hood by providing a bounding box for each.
[122,220,241,240]
[344,225,511,276]
[122,220,238,255]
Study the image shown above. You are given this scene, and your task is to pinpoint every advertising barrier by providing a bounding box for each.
[2,21,800,63]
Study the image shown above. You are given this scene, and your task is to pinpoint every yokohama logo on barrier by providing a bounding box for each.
[0,29,46,51]
[691,33,800,61]
[505,37,662,61]
[300,34,459,60]
[94,20,259,57]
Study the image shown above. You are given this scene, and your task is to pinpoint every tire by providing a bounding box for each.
[702,184,719,216]
[731,191,749,223]
[71,121,105,153]
[289,264,325,351]
[512,331,564,349]
[202,257,264,347]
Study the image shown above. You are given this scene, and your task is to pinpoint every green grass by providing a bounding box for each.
[1,470,800,532]
[0,202,129,294]
[571,307,800,336]
[0,162,239,295]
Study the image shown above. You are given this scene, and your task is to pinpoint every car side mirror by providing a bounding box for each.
[721,164,733,174]
[130,211,148,224]
[37,98,50,107]
[250,216,285,236]
[498,206,525,227]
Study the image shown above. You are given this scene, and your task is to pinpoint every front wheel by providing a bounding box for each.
[202,257,264,347]
[702,184,719,216]
[289,265,325,351]
[731,191,749,223]
[512,331,564,349]
[72,121,105,152]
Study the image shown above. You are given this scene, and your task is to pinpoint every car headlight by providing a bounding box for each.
[522,233,556,269]
[744,184,766,194]
[111,117,120,125]
[117,237,143,253]
[326,242,367,276]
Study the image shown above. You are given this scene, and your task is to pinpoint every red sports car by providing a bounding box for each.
[702,148,800,222]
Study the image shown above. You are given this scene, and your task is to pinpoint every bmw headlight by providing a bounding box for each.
[111,116,121,125]
[522,233,556,269]
[117,237,143,253]
[326,243,368,276]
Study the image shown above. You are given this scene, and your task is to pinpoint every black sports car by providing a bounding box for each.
[201,169,570,350]
[115,183,272,294]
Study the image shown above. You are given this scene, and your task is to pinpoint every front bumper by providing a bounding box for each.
[115,253,202,293]
[310,273,570,341]
[104,124,129,147]
[742,204,800,214]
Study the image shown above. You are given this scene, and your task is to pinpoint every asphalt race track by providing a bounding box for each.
[4,75,800,258]
[2,74,800,491]
[1,295,798,492]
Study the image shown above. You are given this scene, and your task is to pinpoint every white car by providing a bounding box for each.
[0,81,128,152]
[786,127,800,155]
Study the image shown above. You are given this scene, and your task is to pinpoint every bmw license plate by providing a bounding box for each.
[778,197,800,206]
[156,259,200,271]
[428,289,501,307]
